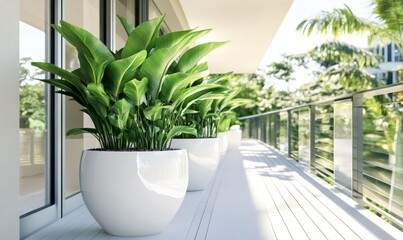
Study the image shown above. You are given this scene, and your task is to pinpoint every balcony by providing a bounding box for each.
[4,1,403,239]
[26,139,402,239]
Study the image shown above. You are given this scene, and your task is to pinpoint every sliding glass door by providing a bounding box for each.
[63,0,101,200]
[19,0,52,217]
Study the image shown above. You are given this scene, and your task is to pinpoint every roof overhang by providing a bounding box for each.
[153,0,293,73]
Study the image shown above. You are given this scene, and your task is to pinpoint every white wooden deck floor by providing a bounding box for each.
[26,140,403,240]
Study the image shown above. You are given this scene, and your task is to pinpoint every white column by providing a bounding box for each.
[0,0,20,238]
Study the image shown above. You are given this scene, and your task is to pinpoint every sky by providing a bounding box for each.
[20,21,45,61]
[260,0,374,67]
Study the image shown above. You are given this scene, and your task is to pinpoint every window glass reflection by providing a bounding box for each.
[116,0,135,50]
[19,0,48,215]
[64,0,100,197]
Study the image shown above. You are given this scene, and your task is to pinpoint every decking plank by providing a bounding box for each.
[244,157,292,240]
[248,154,309,240]
[205,151,276,240]
[192,155,225,240]
[237,147,291,240]
[262,146,366,240]
[260,142,401,240]
[73,221,102,240]
[25,140,402,240]
[262,154,343,240]
[25,206,88,240]
[256,155,327,240]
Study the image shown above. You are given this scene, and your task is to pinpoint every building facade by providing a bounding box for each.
[370,42,402,84]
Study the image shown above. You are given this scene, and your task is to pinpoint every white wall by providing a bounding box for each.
[0,0,20,238]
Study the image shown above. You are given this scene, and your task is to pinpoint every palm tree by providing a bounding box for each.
[296,1,403,56]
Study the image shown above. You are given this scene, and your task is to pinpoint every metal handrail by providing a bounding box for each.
[239,81,403,120]
[240,81,403,230]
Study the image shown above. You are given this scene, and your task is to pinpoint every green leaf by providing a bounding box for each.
[176,41,227,73]
[104,50,147,97]
[155,29,194,49]
[143,103,169,121]
[160,71,207,102]
[107,99,131,130]
[55,21,114,65]
[167,126,197,140]
[183,109,199,115]
[123,78,148,106]
[205,113,219,119]
[31,62,87,103]
[66,128,98,136]
[174,84,228,113]
[121,15,164,58]
[35,78,86,106]
[198,99,215,119]
[86,83,110,118]
[39,79,73,92]
[32,62,80,84]
[172,83,227,103]
[206,71,233,84]
[139,29,214,100]
[76,52,108,84]
[187,62,209,75]
[117,16,135,35]
[226,98,253,111]
[296,4,380,38]
[139,47,182,100]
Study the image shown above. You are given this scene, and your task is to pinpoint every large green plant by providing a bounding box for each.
[176,74,251,138]
[32,15,226,151]
[216,88,251,132]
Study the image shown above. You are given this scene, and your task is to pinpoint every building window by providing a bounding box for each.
[64,0,101,198]
[116,0,136,50]
[19,0,52,216]
[394,48,401,62]
[387,43,392,62]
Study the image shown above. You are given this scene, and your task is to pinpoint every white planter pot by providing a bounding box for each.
[80,149,188,237]
[171,138,220,191]
[217,132,229,157]
[227,127,242,151]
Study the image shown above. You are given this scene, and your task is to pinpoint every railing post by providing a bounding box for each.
[310,105,316,174]
[248,119,252,139]
[352,95,364,200]
[274,114,279,148]
[262,116,268,143]
[287,110,292,158]
[269,115,273,145]
[258,117,262,141]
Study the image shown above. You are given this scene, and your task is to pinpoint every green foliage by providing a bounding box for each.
[372,0,403,52]
[309,41,380,68]
[273,1,403,108]
[217,111,238,132]
[264,61,295,82]
[175,86,228,138]
[19,57,45,130]
[258,39,383,110]
[217,73,273,116]
[175,74,252,137]
[296,4,380,38]
[296,1,403,57]
[33,15,226,151]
